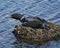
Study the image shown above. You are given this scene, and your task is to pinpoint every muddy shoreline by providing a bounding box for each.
[12,22,60,44]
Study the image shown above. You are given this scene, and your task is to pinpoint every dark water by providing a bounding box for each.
[0,0,60,48]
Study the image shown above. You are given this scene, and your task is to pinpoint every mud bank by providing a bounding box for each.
[12,22,60,44]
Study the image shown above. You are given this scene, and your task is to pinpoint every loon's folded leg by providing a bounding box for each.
[22,22,29,27]
[42,23,51,30]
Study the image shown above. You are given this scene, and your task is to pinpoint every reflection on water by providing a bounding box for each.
[0,0,60,48]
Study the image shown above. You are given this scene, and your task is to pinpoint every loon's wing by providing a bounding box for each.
[35,17,47,22]
[27,16,47,22]
[22,21,42,28]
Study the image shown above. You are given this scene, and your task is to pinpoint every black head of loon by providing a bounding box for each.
[10,13,24,20]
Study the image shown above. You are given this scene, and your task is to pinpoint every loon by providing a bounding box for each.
[10,13,50,30]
